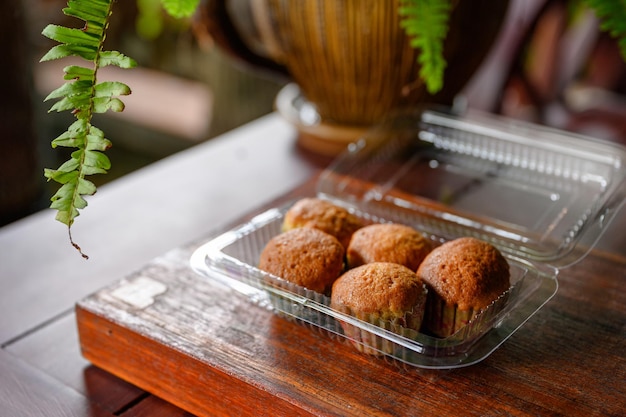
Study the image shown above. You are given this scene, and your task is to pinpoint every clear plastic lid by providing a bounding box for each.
[190,107,626,369]
[317,107,626,269]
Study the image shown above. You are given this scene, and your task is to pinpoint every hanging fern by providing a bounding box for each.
[584,0,626,60]
[41,0,136,259]
[397,0,451,94]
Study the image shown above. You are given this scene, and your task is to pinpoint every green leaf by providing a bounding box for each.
[67,119,89,134]
[50,122,88,148]
[50,183,79,210]
[86,135,112,152]
[42,24,100,47]
[40,44,97,62]
[94,81,131,97]
[56,158,81,173]
[93,97,125,113]
[73,195,89,210]
[63,65,95,81]
[44,167,78,185]
[64,0,110,20]
[84,149,111,170]
[53,207,78,226]
[77,178,97,195]
[160,0,201,18]
[99,51,138,69]
[59,93,93,112]
[51,131,79,148]
[398,0,451,94]
[49,180,89,211]
[44,80,93,101]
[49,97,76,113]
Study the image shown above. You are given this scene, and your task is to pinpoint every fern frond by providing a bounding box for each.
[41,0,136,258]
[398,0,451,94]
[584,0,626,60]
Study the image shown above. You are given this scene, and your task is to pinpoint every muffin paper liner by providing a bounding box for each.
[424,289,512,340]
[332,288,427,356]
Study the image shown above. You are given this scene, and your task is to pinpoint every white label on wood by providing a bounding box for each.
[111,276,168,309]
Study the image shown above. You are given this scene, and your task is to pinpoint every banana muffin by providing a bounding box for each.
[259,227,345,294]
[331,262,427,354]
[416,237,510,337]
[282,198,363,249]
[346,223,432,270]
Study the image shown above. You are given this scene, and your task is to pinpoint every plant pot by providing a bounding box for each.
[199,0,510,155]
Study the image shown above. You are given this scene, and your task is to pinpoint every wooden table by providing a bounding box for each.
[1,114,625,416]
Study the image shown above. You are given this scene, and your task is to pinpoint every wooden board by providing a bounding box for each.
[76,179,626,416]
[76,235,626,416]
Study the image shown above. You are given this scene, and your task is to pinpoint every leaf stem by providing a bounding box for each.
[69,228,89,260]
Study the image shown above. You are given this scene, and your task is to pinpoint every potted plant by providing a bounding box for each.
[39,0,626,256]
[199,0,510,155]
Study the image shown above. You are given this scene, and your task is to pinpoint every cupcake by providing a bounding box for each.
[346,223,432,270]
[282,198,363,249]
[331,262,427,355]
[416,237,510,338]
[258,227,345,294]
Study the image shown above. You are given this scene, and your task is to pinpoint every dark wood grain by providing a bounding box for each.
[4,312,146,415]
[3,304,199,417]
[75,180,626,417]
[0,350,111,417]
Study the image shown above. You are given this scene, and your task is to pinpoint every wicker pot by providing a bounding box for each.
[200,0,509,155]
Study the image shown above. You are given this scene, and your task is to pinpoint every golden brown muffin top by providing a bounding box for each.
[258,228,345,294]
[416,237,510,310]
[282,198,363,249]
[331,262,427,320]
[347,223,432,270]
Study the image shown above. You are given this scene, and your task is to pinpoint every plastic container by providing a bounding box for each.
[190,107,626,369]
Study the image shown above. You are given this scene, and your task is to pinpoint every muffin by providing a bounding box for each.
[346,223,432,270]
[282,198,363,249]
[416,237,510,338]
[331,262,427,355]
[258,227,345,294]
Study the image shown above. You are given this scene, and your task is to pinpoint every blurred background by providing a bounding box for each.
[2,0,625,227]
[1,0,288,228]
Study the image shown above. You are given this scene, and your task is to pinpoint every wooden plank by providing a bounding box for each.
[0,349,111,417]
[75,233,626,416]
[4,312,146,415]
